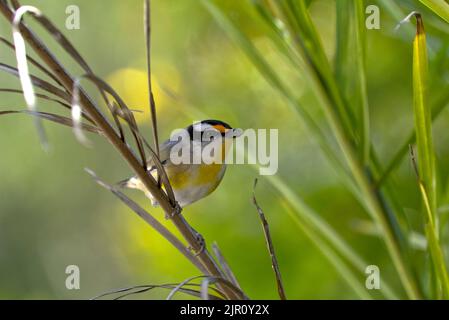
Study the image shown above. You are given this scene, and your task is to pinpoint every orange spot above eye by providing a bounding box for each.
[213,124,227,133]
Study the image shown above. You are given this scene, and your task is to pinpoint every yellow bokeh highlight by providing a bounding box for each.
[106,63,181,123]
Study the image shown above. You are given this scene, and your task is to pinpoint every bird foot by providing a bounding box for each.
[165,202,182,220]
[193,232,206,256]
[187,231,206,256]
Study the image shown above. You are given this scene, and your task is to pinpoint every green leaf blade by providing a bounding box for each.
[419,0,449,24]
[413,14,436,214]
[412,13,449,298]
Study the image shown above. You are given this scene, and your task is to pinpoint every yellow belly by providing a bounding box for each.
[168,163,224,191]
[162,163,224,207]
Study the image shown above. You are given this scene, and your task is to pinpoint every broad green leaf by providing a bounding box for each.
[412,13,449,298]
[413,14,436,216]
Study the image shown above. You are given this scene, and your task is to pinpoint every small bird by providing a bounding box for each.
[119,119,242,208]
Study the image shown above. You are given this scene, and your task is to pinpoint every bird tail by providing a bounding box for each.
[115,176,160,207]
[116,177,131,188]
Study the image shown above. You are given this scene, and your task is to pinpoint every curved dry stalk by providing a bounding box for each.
[128,124,176,203]
[71,73,175,203]
[91,283,224,300]
[201,277,214,300]
[29,18,126,140]
[166,275,206,300]
[11,5,47,147]
[8,2,125,141]
[166,275,247,300]
[198,276,246,300]
[0,65,95,124]
[0,88,71,111]
[73,74,147,170]
[71,79,91,146]
[72,76,125,145]
[0,109,100,133]
[0,36,64,87]
[113,285,222,300]
[0,63,71,103]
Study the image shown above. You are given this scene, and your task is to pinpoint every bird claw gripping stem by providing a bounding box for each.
[186,224,206,256]
[191,232,206,257]
[165,202,182,220]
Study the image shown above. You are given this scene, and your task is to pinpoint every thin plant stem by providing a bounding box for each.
[252,179,287,300]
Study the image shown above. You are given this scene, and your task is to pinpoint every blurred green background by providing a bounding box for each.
[0,0,449,299]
